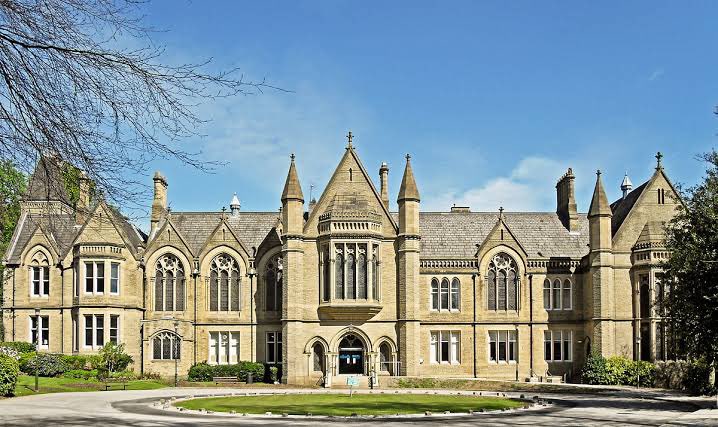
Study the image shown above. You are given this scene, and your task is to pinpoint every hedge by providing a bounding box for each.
[0,341,36,354]
[187,361,265,382]
[655,360,717,396]
[0,354,19,396]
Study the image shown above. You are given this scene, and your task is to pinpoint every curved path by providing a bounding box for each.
[0,387,715,426]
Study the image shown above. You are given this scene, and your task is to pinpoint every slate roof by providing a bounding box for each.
[414,212,590,259]
[166,211,280,255]
[4,212,77,264]
[25,155,71,203]
[610,181,648,236]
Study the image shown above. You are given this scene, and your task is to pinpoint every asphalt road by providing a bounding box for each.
[0,387,715,426]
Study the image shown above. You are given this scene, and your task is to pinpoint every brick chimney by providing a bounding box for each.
[556,168,579,232]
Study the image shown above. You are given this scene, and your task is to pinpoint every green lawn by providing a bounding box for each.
[12,375,167,397]
[175,393,523,416]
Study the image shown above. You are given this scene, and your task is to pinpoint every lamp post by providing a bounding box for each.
[34,308,40,392]
[247,266,257,362]
[173,319,179,387]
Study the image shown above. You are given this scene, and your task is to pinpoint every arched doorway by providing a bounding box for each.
[338,334,365,375]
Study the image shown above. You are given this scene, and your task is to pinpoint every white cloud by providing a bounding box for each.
[423,156,569,212]
[648,68,664,82]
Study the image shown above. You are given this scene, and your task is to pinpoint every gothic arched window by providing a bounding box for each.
[154,254,185,311]
[29,250,50,297]
[153,331,180,360]
[209,253,241,311]
[265,255,283,312]
[430,278,439,310]
[487,253,519,311]
[312,342,325,372]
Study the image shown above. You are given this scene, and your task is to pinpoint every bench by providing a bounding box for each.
[213,376,239,385]
[103,378,129,391]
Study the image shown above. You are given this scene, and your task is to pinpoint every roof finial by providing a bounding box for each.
[290,153,295,162]
[346,131,353,148]
[499,206,504,220]
[405,153,411,162]
[656,151,663,170]
[596,169,601,177]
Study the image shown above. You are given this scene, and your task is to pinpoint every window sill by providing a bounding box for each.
[30,295,50,299]
[488,360,517,364]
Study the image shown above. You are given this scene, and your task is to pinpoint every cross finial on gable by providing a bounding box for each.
[656,151,663,170]
[499,206,504,220]
[221,206,226,212]
[405,153,411,162]
[290,153,295,162]
[346,131,353,148]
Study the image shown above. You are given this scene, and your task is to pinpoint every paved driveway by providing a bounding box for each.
[0,387,715,426]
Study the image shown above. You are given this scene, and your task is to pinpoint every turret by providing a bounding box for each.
[150,171,168,237]
[230,193,241,216]
[397,154,420,236]
[281,154,304,236]
[620,173,633,199]
[556,168,579,232]
[379,162,389,209]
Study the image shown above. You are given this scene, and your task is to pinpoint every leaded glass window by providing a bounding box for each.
[153,331,180,360]
[265,255,282,312]
[154,254,185,311]
[487,253,519,311]
[209,253,241,312]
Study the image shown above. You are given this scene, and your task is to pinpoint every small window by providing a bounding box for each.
[544,330,572,362]
[266,332,283,365]
[84,261,105,294]
[312,343,325,372]
[83,314,104,349]
[543,279,551,310]
[208,331,239,365]
[110,263,120,294]
[430,278,439,310]
[488,330,517,362]
[109,315,119,344]
[153,331,180,360]
[430,331,460,364]
[29,251,50,297]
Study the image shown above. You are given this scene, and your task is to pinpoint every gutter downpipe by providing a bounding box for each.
[472,273,477,378]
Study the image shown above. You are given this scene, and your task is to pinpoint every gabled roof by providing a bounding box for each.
[413,211,590,259]
[610,181,648,235]
[162,211,280,255]
[3,212,77,264]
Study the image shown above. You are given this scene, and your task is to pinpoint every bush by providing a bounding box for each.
[109,370,137,380]
[61,369,98,380]
[0,346,19,361]
[19,353,69,377]
[268,366,279,383]
[61,355,89,371]
[0,341,36,354]
[657,360,718,396]
[187,361,266,382]
[98,342,133,373]
[87,355,104,370]
[582,353,656,387]
[0,354,19,396]
[139,371,161,380]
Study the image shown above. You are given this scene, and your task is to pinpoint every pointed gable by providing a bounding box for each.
[303,146,398,237]
[476,213,529,261]
[70,202,145,260]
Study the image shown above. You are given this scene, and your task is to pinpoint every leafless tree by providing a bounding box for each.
[0,0,280,210]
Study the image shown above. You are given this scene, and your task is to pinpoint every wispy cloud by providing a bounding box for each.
[648,68,664,82]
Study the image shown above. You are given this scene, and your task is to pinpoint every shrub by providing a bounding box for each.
[87,355,104,370]
[0,346,19,361]
[582,353,656,387]
[61,355,89,371]
[0,354,19,396]
[61,369,98,380]
[0,341,36,354]
[187,361,266,382]
[110,370,137,380]
[98,343,133,373]
[267,366,279,383]
[625,360,656,387]
[581,353,609,385]
[188,362,213,381]
[19,353,69,377]
[139,371,161,380]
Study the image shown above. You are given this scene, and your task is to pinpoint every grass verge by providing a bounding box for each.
[12,375,167,397]
[390,377,621,394]
[175,393,523,415]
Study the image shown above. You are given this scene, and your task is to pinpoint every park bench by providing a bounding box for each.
[213,376,239,385]
[103,377,129,391]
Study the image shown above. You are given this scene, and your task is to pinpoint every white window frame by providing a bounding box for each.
[29,265,50,297]
[83,314,105,349]
[208,331,240,365]
[329,240,380,301]
[430,331,460,365]
[83,260,106,295]
[488,330,517,363]
[544,330,572,362]
[30,315,50,349]
[431,277,460,312]
[562,279,572,310]
[110,262,120,295]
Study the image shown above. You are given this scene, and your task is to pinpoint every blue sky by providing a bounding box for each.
[136,1,717,224]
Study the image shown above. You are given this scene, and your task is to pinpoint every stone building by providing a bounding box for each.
[1,143,681,386]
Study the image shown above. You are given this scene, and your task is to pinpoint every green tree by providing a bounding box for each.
[0,161,26,340]
[662,150,718,391]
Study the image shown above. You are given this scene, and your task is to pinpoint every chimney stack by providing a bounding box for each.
[76,171,91,225]
[379,162,389,209]
[150,171,168,236]
[230,193,241,216]
[556,168,579,232]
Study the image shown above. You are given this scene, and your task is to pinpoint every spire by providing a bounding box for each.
[230,192,241,216]
[620,172,633,199]
[281,154,304,202]
[589,170,612,217]
[397,154,420,202]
